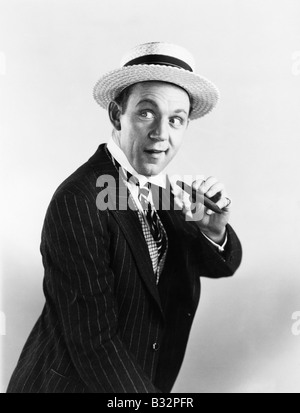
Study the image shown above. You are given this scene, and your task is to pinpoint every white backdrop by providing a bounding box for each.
[1,0,300,393]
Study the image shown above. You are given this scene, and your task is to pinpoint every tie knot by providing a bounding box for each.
[139,183,151,199]
[138,183,151,210]
[139,182,151,194]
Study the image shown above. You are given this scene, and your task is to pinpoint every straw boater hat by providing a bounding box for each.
[93,42,220,120]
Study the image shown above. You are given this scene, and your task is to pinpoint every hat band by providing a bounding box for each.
[124,54,193,72]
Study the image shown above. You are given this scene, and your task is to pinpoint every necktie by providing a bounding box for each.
[138,182,167,261]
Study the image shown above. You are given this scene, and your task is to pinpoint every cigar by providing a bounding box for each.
[176,180,223,214]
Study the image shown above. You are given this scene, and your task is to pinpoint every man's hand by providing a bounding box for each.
[186,177,231,245]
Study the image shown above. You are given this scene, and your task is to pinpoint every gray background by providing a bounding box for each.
[1,0,300,393]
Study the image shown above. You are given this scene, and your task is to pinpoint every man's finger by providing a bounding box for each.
[216,197,232,211]
[192,178,206,192]
[206,183,225,199]
[199,176,219,194]
[205,209,215,216]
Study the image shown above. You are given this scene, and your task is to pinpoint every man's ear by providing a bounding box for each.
[109,101,122,131]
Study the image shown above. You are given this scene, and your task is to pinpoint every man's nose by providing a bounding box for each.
[149,119,169,141]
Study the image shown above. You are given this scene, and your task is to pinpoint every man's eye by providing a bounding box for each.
[170,117,184,127]
[140,111,155,120]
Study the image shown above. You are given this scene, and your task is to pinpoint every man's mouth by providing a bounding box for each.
[144,149,168,155]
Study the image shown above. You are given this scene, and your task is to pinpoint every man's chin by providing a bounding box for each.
[137,163,165,177]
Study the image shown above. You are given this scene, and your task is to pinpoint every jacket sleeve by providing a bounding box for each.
[196,224,243,279]
[42,192,159,393]
[179,214,242,279]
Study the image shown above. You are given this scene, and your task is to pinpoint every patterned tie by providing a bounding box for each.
[138,182,167,261]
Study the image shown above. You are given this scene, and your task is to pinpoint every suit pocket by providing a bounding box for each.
[46,369,87,393]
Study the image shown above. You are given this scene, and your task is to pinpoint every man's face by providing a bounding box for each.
[116,82,191,176]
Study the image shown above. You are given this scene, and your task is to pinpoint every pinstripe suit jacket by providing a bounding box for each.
[7,144,242,393]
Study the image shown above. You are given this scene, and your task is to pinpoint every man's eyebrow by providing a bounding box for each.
[136,99,158,107]
[174,109,188,116]
[136,99,188,116]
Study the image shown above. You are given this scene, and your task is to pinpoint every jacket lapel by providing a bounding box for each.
[110,209,163,315]
[90,144,163,315]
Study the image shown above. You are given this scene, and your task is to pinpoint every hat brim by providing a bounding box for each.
[93,65,220,120]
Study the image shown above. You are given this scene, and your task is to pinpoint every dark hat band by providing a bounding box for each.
[124,54,193,72]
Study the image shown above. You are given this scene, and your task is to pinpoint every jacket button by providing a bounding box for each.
[152,343,160,352]
[187,312,192,318]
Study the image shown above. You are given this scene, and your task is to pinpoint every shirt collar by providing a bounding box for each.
[107,137,167,189]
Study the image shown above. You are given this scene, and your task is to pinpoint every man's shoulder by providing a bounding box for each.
[51,143,113,202]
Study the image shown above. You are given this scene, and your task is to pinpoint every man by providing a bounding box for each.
[7,42,242,393]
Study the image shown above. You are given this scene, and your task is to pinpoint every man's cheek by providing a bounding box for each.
[167,147,178,161]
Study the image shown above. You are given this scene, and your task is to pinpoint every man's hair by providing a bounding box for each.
[114,82,194,117]
[114,84,136,114]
